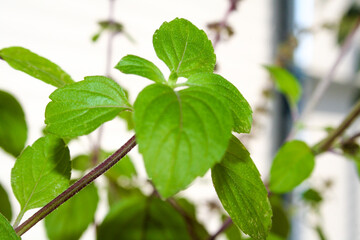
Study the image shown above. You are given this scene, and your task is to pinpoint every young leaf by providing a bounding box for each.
[134,84,232,197]
[0,90,27,157]
[0,213,20,240]
[11,135,71,213]
[45,76,131,138]
[269,140,315,193]
[97,196,192,240]
[186,72,252,133]
[212,136,272,240]
[153,18,216,79]
[0,184,12,221]
[115,55,165,83]
[45,182,99,240]
[264,66,302,107]
[0,47,74,88]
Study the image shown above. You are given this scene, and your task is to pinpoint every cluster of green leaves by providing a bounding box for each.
[0,18,275,240]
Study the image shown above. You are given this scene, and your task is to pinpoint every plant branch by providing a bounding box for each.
[208,217,233,240]
[15,135,137,236]
[212,0,241,48]
[288,17,360,139]
[313,100,360,154]
[105,0,116,77]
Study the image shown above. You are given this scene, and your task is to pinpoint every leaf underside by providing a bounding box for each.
[212,136,272,240]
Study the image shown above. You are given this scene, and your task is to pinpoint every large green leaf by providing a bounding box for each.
[45,182,99,240]
[97,196,191,240]
[212,136,272,240]
[45,76,131,138]
[186,72,252,133]
[0,184,12,221]
[0,47,74,88]
[115,55,165,83]
[11,135,71,213]
[264,66,302,107]
[269,140,315,193]
[134,84,232,197]
[0,213,20,240]
[0,90,27,157]
[153,18,215,79]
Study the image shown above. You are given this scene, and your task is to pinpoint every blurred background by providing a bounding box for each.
[1,0,360,239]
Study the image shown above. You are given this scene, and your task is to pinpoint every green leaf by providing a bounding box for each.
[97,196,192,240]
[337,4,360,45]
[0,213,20,240]
[105,154,137,180]
[222,215,243,240]
[115,55,165,83]
[0,90,27,157]
[212,136,272,240]
[186,72,252,133]
[302,188,323,206]
[269,195,290,239]
[134,84,232,197]
[107,182,143,207]
[11,135,71,212]
[269,140,315,193]
[153,18,216,79]
[45,182,99,240]
[175,198,209,239]
[0,47,74,88]
[45,76,131,138]
[264,66,302,107]
[72,154,92,172]
[119,110,135,130]
[0,184,12,221]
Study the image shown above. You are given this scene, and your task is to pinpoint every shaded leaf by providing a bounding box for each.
[264,66,302,107]
[97,196,192,240]
[45,76,131,138]
[186,72,252,133]
[212,136,272,240]
[72,154,92,172]
[337,4,360,45]
[115,55,165,83]
[0,90,27,157]
[269,140,315,193]
[11,135,71,212]
[269,195,290,239]
[107,182,143,207]
[45,182,99,240]
[0,184,12,221]
[104,153,137,180]
[0,213,20,240]
[119,110,135,130]
[0,47,74,88]
[153,18,215,79]
[174,198,209,239]
[134,84,232,197]
[302,188,323,206]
